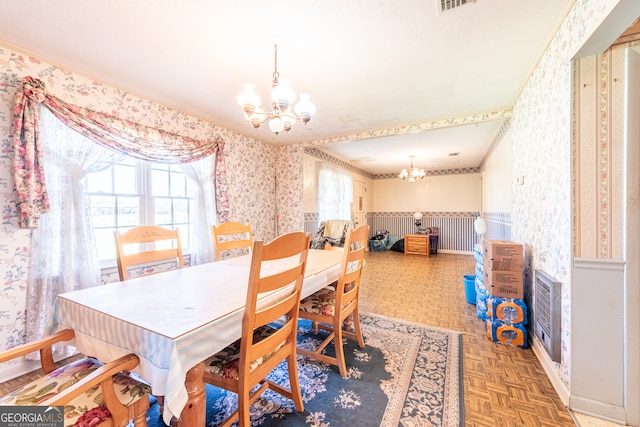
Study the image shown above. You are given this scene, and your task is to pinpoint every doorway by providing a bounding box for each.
[353,180,368,230]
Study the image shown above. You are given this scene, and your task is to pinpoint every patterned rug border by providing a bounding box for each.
[146,312,464,427]
[359,312,464,427]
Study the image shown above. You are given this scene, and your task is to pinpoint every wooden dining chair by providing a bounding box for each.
[212,221,253,260]
[0,329,151,427]
[298,224,369,377]
[114,225,184,280]
[202,231,311,427]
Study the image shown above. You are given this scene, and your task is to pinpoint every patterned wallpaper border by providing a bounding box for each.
[304,147,373,178]
[481,118,512,167]
[368,211,477,218]
[303,110,512,147]
[305,146,481,179]
[305,211,478,219]
[304,212,319,222]
[373,167,480,179]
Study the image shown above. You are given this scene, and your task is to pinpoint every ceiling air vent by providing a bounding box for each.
[439,0,475,13]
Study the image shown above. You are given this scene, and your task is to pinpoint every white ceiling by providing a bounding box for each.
[0,0,574,175]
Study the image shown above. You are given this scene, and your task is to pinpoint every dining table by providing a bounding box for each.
[46,248,343,426]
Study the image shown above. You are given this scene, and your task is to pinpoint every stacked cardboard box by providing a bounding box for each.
[482,240,528,348]
[482,240,523,299]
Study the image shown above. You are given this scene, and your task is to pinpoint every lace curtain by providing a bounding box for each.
[10,76,229,229]
[318,162,353,222]
[26,109,126,346]
[179,158,217,265]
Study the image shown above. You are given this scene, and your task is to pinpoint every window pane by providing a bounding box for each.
[94,228,117,261]
[90,195,116,227]
[113,163,137,195]
[170,172,187,197]
[152,168,169,197]
[154,197,172,226]
[173,199,190,224]
[87,168,113,193]
[117,197,141,227]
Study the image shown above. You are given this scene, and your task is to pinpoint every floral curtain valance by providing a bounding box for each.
[10,76,229,228]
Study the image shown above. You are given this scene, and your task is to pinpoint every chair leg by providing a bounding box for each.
[352,309,365,348]
[334,321,348,378]
[237,380,251,427]
[343,313,353,332]
[287,353,305,412]
[130,397,150,427]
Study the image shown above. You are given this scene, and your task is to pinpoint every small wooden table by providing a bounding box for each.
[404,233,431,257]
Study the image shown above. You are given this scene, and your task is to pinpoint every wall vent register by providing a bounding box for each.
[533,269,561,362]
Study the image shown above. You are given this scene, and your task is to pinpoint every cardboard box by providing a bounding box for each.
[483,258,523,272]
[482,239,523,262]
[484,269,523,299]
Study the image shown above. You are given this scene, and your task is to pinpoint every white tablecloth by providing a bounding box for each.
[46,249,342,424]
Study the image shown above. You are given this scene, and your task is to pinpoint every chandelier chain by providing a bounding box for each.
[272,44,279,82]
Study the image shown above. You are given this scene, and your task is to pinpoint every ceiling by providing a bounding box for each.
[0,0,574,175]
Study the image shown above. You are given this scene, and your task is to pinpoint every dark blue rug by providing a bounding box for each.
[146,313,463,426]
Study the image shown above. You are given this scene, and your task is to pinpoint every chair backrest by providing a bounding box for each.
[212,221,253,260]
[240,231,310,381]
[114,225,184,281]
[334,224,369,312]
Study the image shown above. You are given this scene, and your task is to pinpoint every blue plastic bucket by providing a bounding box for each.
[463,275,477,304]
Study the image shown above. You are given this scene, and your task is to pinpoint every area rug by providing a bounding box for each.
[146,313,463,426]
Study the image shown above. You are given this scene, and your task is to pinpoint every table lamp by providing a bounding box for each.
[414,210,426,234]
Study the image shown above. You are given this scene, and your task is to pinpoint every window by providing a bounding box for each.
[317,163,353,222]
[86,159,196,262]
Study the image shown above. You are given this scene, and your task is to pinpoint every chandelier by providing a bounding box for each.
[237,44,316,135]
[398,156,426,182]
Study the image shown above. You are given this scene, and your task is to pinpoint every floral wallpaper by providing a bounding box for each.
[0,45,282,369]
[511,0,615,389]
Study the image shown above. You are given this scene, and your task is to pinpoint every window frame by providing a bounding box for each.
[86,158,196,268]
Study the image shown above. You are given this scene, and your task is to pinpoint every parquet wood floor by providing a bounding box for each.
[358,250,576,427]
[0,250,578,426]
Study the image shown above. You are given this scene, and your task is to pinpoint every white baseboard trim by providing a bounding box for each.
[0,359,43,383]
[530,335,570,405]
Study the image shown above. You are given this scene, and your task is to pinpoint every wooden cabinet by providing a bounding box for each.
[404,234,430,257]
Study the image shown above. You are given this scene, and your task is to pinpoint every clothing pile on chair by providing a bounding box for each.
[310,219,353,249]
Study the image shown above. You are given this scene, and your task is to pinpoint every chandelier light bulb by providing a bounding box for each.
[248,107,266,129]
[237,83,261,111]
[295,93,316,124]
[272,78,295,112]
[282,114,296,132]
[268,116,285,134]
